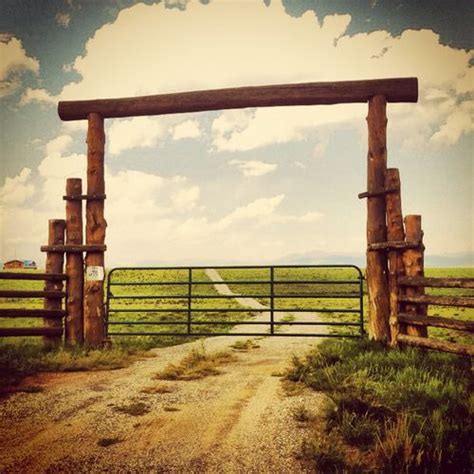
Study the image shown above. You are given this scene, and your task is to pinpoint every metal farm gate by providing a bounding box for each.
[105,265,364,338]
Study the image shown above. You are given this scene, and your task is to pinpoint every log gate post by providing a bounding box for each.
[65,178,84,345]
[84,113,107,347]
[402,215,427,337]
[43,219,66,348]
[385,169,405,345]
[366,95,390,341]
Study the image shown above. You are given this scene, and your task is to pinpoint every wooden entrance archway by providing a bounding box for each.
[57,77,418,346]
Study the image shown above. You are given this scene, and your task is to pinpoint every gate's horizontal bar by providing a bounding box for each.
[107,308,360,313]
[108,264,364,271]
[107,332,361,337]
[108,294,361,299]
[109,279,362,286]
[107,321,361,326]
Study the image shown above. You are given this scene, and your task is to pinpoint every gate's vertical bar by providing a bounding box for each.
[187,268,192,334]
[270,266,275,335]
[359,270,365,336]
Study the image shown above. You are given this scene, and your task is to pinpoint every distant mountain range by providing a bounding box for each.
[131,251,473,268]
[277,251,473,268]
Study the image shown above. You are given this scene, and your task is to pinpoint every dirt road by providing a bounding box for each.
[0,270,326,473]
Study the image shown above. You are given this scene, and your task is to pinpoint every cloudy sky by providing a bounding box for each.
[0,0,472,267]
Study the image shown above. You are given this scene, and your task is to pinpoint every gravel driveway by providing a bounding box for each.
[0,270,327,473]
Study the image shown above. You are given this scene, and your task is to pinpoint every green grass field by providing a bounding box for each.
[1,266,472,388]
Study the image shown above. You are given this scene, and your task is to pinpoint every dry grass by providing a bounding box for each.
[113,401,150,416]
[97,437,122,447]
[229,339,260,352]
[140,384,175,394]
[155,346,237,381]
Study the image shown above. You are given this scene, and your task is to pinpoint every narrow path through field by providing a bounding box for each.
[0,269,328,473]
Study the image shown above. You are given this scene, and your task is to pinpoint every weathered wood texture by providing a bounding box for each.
[0,309,66,318]
[397,334,474,357]
[0,290,65,298]
[58,78,418,121]
[398,276,474,289]
[398,294,474,308]
[397,313,474,333]
[0,272,66,281]
[358,187,399,199]
[41,244,106,253]
[0,327,63,337]
[65,178,84,345]
[368,241,417,251]
[401,215,427,337]
[84,113,106,347]
[43,219,66,347]
[385,169,405,345]
[366,95,390,341]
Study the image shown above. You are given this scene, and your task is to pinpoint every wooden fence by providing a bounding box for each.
[360,165,474,357]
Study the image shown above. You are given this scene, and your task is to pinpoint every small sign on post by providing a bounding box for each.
[86,265,104,282]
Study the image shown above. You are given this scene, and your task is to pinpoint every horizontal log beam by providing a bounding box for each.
[358,187,399,199]
[40,244,106,253]
[63,194,106,201]
[367,241,419,251]
[0,327,63,337]
[58,77,418,121]
[397,334,474,357]
[0,290,66,299]
[0,272,67,281]
[398,276,474,289]
[397,313,474,332]
[398,294,474,308]
[0,309,66,318]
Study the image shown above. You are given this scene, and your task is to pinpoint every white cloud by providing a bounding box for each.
[217,194,285,229]
[229,159,277,177]
[313,139,328,159]
[55,12,71,28]
[20,87,56,106]
[107,116,166,155]
[170,185,200,211]
[172,120,201,140]
[42,0,471,152]
[430,100,474,145]
[45,134,73,156]
[0,168,35,206]
[0,36,39,98]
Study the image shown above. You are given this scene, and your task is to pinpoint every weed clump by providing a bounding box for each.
[156,346,237,381]
[113,401,150,416]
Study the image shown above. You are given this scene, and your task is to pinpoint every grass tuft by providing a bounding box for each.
[113,401,150,416]
[155,346,237,381]
[97,437,122,447]
[229,339,260,351]
[286,338,473,473]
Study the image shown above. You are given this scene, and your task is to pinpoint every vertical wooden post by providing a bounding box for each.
[84,113,106,347]
[65,178,84,345]
[402,215,428,337]
[385,169,405,345]
[44,219,66,348]
[366,95,390,341]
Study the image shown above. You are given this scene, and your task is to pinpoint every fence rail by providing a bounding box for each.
[0,270,67,339]
[395,276,474,357]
